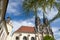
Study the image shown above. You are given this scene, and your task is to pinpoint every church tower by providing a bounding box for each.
[6,17,13,40]
[35,16,40,32]
[6,17,13,35]
[43,13,53,37]
[35,16,43,33]
[35,16,43,40]
[43,13,48,36]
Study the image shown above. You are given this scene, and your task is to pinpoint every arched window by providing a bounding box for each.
[23,36,27,40]
[31,37,35,40]
[16,36,19,40]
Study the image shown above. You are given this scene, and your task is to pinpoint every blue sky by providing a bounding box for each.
[5,0,60,40]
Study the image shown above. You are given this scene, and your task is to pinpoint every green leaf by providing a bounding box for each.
[43,35,54,40]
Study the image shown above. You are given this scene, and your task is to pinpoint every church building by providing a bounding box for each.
[11,16,54,40]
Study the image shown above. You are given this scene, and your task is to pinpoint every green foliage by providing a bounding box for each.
[43,35,54,40]
[22,0,60,23]
[22,0,56,13]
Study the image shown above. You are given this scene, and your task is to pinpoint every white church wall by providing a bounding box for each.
[12,32,44,40]
[12,32,35,40]
[6,23,13,33]
[6,23,13,40]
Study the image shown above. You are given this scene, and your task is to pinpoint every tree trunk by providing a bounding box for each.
[0,0,9,35]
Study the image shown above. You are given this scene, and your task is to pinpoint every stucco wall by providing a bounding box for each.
[12,33,35,40]
[11,32,44,40]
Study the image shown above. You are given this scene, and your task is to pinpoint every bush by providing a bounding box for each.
[43,35,54,40]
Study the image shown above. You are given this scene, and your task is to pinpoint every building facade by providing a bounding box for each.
[0,17,13,40]
[12,26,43,40]
[12,26,53,40]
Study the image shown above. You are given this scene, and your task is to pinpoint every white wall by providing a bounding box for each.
[12,32,35,40]
[12,32,44,40]
[6,23,13,33]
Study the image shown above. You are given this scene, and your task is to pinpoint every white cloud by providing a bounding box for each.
[11,17,35,32]
[7,0,22,16]
[12,20,34,32]
[46,7,58,20]
[52,27,60,40]
[37,8,43,19]
[7,0,58,18]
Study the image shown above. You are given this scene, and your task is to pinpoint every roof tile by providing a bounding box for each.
[15,26,35,33]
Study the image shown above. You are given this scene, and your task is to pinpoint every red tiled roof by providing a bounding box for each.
[15,26,35,33]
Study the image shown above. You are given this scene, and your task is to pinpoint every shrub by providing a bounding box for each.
[43,35,54,40]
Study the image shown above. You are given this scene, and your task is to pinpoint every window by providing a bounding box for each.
[23,36,27,40]
[16,36,19,40]
[31,37,35,40]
